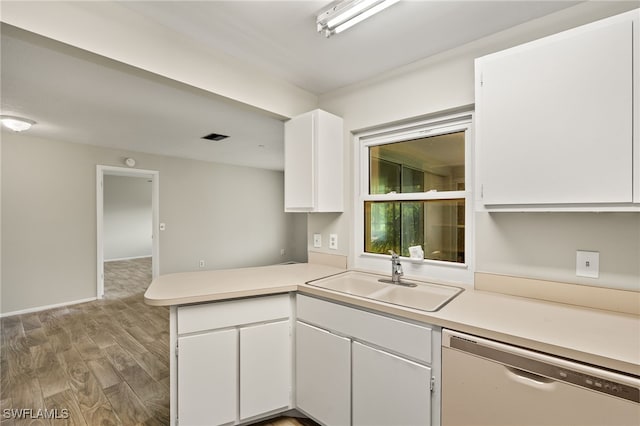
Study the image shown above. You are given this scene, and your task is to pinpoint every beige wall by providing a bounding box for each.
[1,132,306,314]
[103,175,153,261]
[315,2,640,290]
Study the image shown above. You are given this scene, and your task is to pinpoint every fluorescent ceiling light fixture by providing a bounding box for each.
[317,0,400,37]
[0,115,36,132]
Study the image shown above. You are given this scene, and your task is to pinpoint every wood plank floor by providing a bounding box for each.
[1,258,317,426]
[1,258,169,425]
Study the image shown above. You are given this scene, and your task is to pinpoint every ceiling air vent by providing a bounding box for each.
[202,133,229,141]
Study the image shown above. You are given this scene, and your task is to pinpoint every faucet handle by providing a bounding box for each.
[388,250,399,260]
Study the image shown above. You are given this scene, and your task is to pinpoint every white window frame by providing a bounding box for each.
[352,110,475,285]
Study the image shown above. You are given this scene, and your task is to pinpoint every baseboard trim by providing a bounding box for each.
[0,297,98,318]
[105,255,152,262]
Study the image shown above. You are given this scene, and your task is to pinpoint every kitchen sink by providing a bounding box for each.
[306,271,463,312]
[310,274,389,294]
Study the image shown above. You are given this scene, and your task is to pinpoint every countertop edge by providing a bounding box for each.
[144,285,298,307]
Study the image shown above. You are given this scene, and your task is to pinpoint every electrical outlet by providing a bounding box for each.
[313,233,322,248]
[576,250,599,278]
[329,234,338,250]
[199,260,205,268]
[280,248,286,256]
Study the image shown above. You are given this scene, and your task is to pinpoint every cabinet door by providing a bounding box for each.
[477,16,634,206]
[177,329,237,426]
[240,321,291,420]
[352,341,432,426]
[296,321,350,426]
[284,112,314,210]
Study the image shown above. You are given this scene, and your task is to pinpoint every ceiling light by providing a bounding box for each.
[317,0,400,38]
[0,115,36,132]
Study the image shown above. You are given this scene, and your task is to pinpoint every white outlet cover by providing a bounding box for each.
[576,250,599,278]
[329,234,338,250]
[313,233,322,248]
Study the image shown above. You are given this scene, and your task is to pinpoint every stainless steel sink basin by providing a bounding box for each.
[307,271,463,312]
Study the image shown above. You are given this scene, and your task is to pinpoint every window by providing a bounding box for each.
[354,112,473,283]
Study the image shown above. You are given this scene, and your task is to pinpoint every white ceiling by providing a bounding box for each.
[1,1,580,170]
[121,1,579,94]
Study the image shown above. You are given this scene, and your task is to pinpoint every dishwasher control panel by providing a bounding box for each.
[556,368,638,402]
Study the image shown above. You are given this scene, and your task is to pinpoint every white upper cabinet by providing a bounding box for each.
[476,9,639,210]
[284,109,344,212]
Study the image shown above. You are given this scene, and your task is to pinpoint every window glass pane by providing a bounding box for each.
[365,201,400,254]
[369,158,400,194]
[369,131,465,194]
[364,199,465,263]
[402,167,424,192]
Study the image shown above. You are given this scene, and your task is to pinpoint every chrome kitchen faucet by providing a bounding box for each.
[377,250,416,287]
[389,250,404,283]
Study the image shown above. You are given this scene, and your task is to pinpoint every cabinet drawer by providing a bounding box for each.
[297,295,432,363]
[178,294,290,335]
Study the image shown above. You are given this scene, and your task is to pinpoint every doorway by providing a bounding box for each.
[96,165,159,299]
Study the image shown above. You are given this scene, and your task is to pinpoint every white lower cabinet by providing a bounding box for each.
[296,294,439,426]
[175,294,292,426]
[296,322,351,426]
[352,341,432,426]
[177,329,238,426]
[173,293,440,426]
[240,321,291,420]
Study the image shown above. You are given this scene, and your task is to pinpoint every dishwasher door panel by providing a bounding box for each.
[442,346,640,426]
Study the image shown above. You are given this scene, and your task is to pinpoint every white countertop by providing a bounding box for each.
[144,263,346,306]
[145,263,640,376]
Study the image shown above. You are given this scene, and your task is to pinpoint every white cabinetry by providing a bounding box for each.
[284,109,343,212]
[175,294,292,426]
[476,9,639,210]
[352,342,432,426]
[240,321,291,420]
[296,294,440,426]
[177,329,237,426]
[296,322,351,426]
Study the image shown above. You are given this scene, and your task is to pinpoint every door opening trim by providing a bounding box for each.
[96,165,160,299]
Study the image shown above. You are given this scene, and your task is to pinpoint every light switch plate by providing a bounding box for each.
[329,234,338,250]
[576,250,599,278]
[313,233,322,248]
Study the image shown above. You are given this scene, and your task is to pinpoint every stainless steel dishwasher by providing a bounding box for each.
[442,329,640,426]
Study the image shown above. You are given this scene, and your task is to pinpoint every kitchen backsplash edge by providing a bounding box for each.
[475,272,640,315]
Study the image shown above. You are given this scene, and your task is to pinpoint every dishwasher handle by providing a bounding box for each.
[506,366,556,386]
